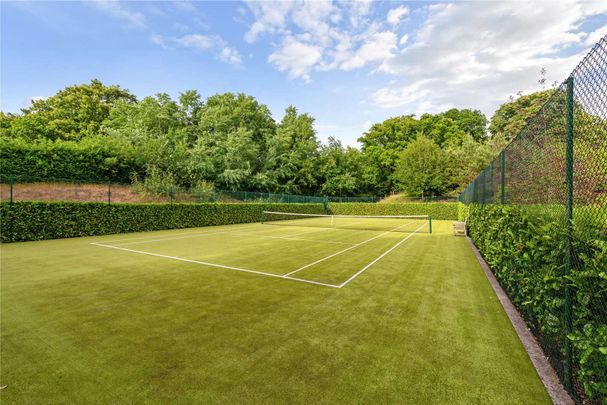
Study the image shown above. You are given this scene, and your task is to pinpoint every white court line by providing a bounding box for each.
[109,229,239,246]
[99,223,260,244]
[283,220,418,277]
[338,222,426,288]
[228,232,353,246]
[108,226,355,247]
[90,242,340,289]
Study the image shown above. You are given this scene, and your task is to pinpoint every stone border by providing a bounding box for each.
[466,237,574,405]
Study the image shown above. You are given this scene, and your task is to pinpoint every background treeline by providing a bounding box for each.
[0,79,553,197]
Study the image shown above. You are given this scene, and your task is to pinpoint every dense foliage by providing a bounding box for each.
[328,202,458,220]
[0,80,527,197]
[0,201,326,242]
[467,204,607,402]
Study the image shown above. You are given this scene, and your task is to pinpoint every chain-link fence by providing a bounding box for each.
[0,174,382,205]
[460,37,606,404]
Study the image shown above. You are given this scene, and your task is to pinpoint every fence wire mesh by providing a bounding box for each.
[460,37,607,404]
[0,175,380,205]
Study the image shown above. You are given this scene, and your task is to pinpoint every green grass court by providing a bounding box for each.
[1,216,550,404]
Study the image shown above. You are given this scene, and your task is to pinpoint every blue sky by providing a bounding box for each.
[2,1,606,146]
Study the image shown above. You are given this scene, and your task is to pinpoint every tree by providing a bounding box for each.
[9,79,136,141]
[445,134,505,194]
[265,106,319,194]
[395,136,449,197]
[196,93,276,187]
[358,115,420,193]
[317,137,365,196]
[489,89,555,141]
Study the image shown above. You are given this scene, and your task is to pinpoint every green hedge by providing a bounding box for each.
[328,202,458,220]
[467,204,607,402]
[0,137,143,183]
[0,201,326,242]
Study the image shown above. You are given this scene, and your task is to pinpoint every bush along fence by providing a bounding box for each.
[459,37,607,404]
[328,202,458,221]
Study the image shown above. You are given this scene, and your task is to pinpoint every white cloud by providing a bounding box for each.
[373,1,607,117]
[268,36,322,82]
[244,0,399,81]
[244,0,296,43]
[584,25,607,46]
[386,6,409,25]
[175,34,215,50]
[151,34,242,66]
[219,47,242,65]
[340,31,397,70]
[89,0,145,27]
[243,0,605,120]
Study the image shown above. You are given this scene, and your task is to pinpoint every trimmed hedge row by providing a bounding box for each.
[328,202,458,220]
[0,137,142,183]
[467,204,607,402]
[0,201,326,243]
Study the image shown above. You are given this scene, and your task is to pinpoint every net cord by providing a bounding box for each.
[261,211,429,219]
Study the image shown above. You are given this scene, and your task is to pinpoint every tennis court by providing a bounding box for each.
[91,212,432,288]
[1,215,550,404]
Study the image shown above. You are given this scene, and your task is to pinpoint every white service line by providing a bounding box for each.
[338,222,426,288]
[228,232,353,246]
[282,220,417,277]
[90,242,340,289]
[98,223,260,244]
[108,229,239,246]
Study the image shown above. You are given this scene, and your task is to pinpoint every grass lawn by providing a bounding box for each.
[1,219,550,404]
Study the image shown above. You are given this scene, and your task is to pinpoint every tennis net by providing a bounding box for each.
[261,211,432,233]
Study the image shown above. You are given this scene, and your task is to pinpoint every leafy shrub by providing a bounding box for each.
[131,166,181,199]
[328,202,458,220]
[190,180,217,202]
[467,204,607,402]
[0,136,143,183]
[457,202,469,221]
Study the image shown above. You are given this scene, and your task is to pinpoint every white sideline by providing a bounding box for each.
[282,220,418,277]
[338,222,426,288]
[90,242,340,288]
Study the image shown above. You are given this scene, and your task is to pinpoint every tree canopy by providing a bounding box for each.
[1,79,546,198]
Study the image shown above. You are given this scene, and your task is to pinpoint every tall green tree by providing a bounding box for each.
[489,89,555,140]
[318,137,365,196]
[358,115,420,194]
[8,79,136,141]
[196,93,276,190]
[395,136,449,197]
[265,106,319,194]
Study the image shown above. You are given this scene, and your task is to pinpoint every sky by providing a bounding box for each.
[2,1,606,146]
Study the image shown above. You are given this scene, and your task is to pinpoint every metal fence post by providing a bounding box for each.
[9,175,14,204]
[500,151,506,204]
[563,76,575,393]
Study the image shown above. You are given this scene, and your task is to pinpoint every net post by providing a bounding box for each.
[323,196,329,213]
[260,211,265,224]
[428,215,432,234]
[563,76,575,393]
[9,175,14,204]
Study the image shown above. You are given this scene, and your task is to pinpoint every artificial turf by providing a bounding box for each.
[0,220,550,404]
